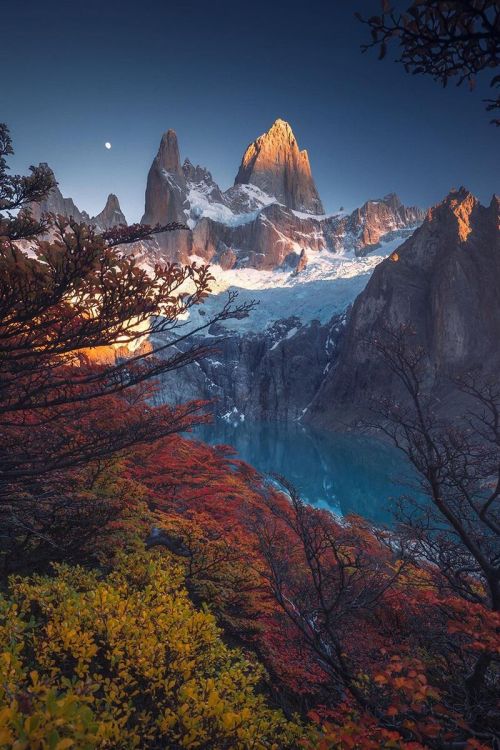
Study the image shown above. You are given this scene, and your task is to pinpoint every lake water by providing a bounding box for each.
[193,420,418,525]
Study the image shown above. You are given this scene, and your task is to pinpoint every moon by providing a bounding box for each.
[105,142,112,150]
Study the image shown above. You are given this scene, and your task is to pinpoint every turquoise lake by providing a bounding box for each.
[193,421,419,525]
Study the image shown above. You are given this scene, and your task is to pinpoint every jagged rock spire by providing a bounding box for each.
[27,163,89,224]
[234,118,324,215]
[92,193,127,229]
[156,129,183,176]
[141,129,187,226]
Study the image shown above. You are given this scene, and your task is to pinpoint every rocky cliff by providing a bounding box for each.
[153,313,347,422]
[234,118,324,214]
[29,123,423,271]
[189,196,422,270]
[141,129,186,226]
[340,193,423,255]
[92,193,127,229]
[307,188,500,427]
[28,165,127,231]
[28,164,91,225]
[137,124,422,269]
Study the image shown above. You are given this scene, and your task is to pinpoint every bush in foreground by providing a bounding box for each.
[0,551,305,749]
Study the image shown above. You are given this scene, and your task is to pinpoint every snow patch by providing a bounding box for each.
[291,209,347,221]
[183,236,405,335]
[186,185,273,228]
[221,406,245,424]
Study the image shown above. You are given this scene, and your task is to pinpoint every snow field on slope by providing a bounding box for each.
[184,236,404,335]
[185,183,277,228]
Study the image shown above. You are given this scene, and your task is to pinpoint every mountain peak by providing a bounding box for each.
[268,118,295,139]
[104,193,120,210]
[141,130,187,227]
[234,119,324,214]
[92,193,127,229]
[272,117,291,128]
[430,187,479,242]
[443,186,476,204]
[382,193,402,210]
[308,188,500,428]
[27,164,88,224]
[156,129,183,176]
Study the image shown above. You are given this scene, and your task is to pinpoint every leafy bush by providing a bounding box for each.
[0,551,305,749]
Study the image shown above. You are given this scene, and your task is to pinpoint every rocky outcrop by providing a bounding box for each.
[307,189,500,427]
[191,202,328,269]
[338,193,424,254]
[28,165,127,230]
[154,314,347,421]
[189,196,422,270]
[182,159,225,208]
[234,119,324,214]
[141,130,187,226]
[28,127,423,272]
[140,130,191,259]
[28,164,91,225]
[91,194,127,229]
[293,249,308,275]
[223,183,276,214]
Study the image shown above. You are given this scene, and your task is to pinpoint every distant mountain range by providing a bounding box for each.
[29,118,424,271]
[27,121,498,429]
[149,188,499,425]
[29,168,126,232]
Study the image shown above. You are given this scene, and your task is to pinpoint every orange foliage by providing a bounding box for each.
[125,435,499,749]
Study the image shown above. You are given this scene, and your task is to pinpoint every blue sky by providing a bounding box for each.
[2,0,498,222]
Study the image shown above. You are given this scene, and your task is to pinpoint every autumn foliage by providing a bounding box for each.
[358,1,500,124]
[121,439,499,749]
[0,552,305,749]
[0,124,250,574]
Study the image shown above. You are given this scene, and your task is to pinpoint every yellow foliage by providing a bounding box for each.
[0,552,305,749]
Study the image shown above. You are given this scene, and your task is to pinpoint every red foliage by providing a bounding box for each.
[127,436,499,748]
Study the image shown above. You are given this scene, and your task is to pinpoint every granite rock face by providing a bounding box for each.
[153,313,347,422]
[28,165,127,230]
[293,248,308,275]
[189,196,422,270]
[182,158,225,207]
[191,202,328,269]
[340,193,424,255]
[92,193,127,229]
[307,188,500,427]
[234,119,324,214]
[141,130,187,226]
[28,164,91,225]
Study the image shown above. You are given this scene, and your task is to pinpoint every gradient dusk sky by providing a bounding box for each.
[3,0,498,222]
